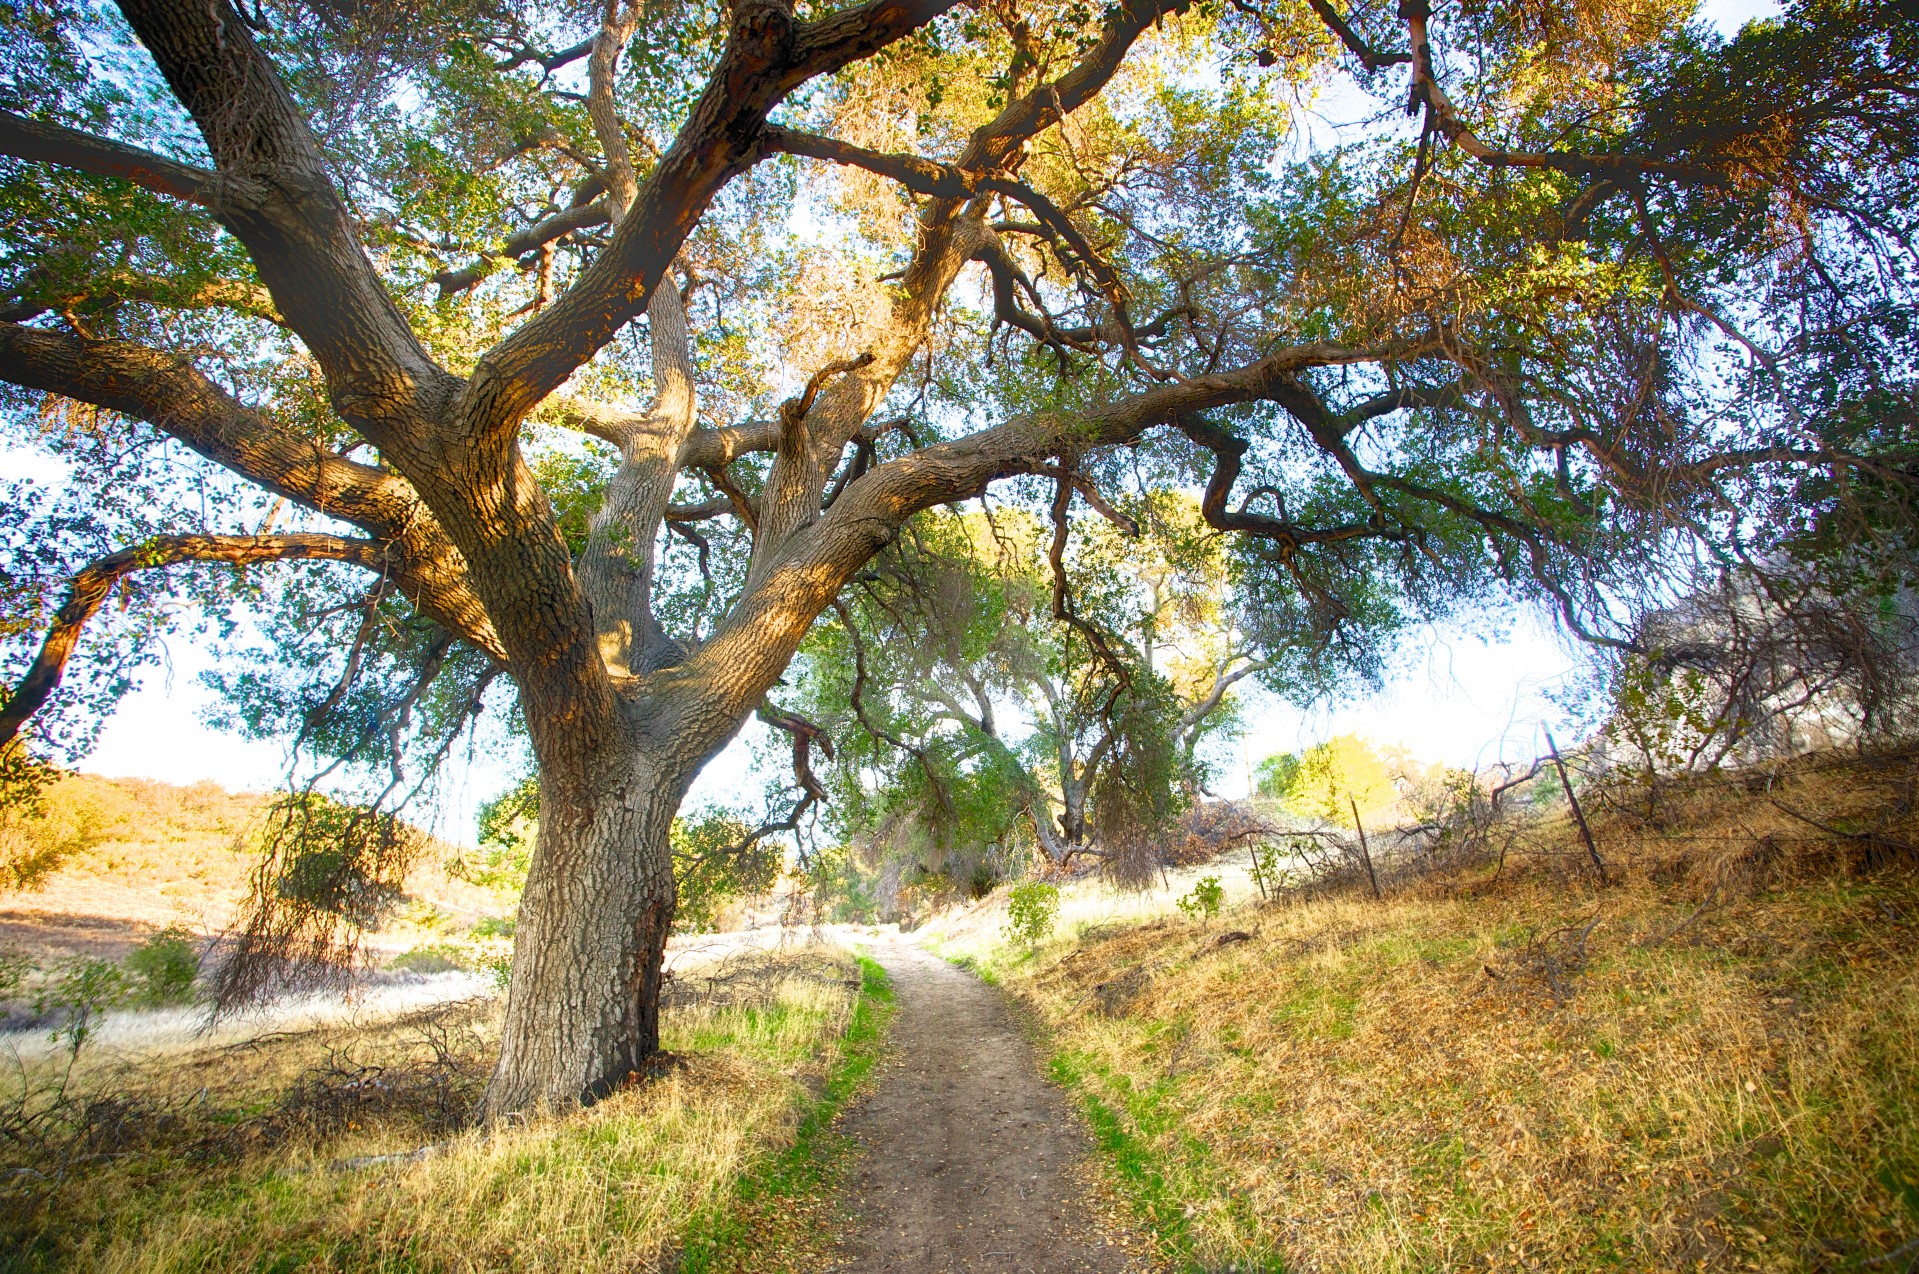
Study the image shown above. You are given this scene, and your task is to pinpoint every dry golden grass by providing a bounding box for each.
[935,752,1919,1272]
[2,944,866,1272]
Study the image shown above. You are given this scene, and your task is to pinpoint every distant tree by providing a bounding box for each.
[1288,734,1398,828]
[1254,752,1302,803]
[796,497,1255,882]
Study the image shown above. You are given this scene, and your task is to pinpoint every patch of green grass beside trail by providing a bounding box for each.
[1,946,871,1272]
[1048,1047,1287,1274]
[679,954,895,1272]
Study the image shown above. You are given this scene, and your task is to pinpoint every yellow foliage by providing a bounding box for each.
[1287,733,1399,827]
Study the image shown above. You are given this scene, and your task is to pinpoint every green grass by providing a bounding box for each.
[1049,1047,1286,1273]
[678,954,896,1272]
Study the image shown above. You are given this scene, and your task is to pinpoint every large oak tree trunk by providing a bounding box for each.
[484,740,691,1115]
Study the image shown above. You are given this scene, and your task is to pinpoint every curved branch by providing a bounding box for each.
[1300,0,1410,70]
[0,322,503,657]
[113,0,451,435]
[468,0,965,433]
[0,110,225,206]
[432,200,613,298]
[670,338,1403,739]
[0,534,389,748]
[678,419,781,468]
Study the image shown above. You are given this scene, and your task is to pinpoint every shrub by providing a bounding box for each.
[36,958,126,1054]
[126,925,200,1005]
[388,945,465,975]
[1004,880,1060,945]
[1177,875,1224,922]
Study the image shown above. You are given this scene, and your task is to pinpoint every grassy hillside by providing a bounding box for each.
[0,773,504,966]
[928,751,1919,1272]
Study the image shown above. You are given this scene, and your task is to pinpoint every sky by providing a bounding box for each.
[22,0,1781,845]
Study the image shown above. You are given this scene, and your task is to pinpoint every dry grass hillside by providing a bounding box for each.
[0,773,504,967]
[928,748,1919,1273]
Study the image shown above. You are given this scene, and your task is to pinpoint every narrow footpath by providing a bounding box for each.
[831,938,1154,1273]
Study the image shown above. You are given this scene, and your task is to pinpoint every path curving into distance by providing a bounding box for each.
[831,937,1155,1274]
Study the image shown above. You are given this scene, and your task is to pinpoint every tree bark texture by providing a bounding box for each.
[486,738,691,1114]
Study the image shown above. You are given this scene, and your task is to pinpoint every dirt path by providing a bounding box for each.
[831,937,1154,1273]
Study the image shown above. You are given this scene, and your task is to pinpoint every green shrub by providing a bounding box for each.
[1004,880,1060,945]
[37,958,126,1054]
[1177,875,1224,922]
[126,925,200,1005]
[388,945,465,975]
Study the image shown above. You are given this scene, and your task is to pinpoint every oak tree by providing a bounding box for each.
[2,0,1915,1115]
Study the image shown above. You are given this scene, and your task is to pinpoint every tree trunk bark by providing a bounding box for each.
[483,741,690,1116]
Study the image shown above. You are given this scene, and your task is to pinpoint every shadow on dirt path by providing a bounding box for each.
[832,937,1157,1273]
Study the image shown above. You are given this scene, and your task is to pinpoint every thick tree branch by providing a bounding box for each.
[467,0,965,433]
[678,419,781,468]
[0,111,227,206]
[113,0,452,439]
[0,534,389,749]
[668,339,1396,741]
[0,322,503,658]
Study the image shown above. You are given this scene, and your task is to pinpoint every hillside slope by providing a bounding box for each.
[0,774,502,964]
[930,751,1919,1272]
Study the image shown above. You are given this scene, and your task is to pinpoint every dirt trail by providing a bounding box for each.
[832,937,1153,1273]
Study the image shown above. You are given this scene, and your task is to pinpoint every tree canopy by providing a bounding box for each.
[1,0,1915,1109]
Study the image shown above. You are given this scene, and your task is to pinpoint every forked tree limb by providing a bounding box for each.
[1301,0,1410,70]
[763,127,1131,312]
[0,534,390,749]
[676,336,1399,736]
[0,322,504,658]
[469,0,969,431]
[112,0,452,435]
[737,0,1182,596]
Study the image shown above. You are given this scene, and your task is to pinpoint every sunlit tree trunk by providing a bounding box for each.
[485,734,693,1114]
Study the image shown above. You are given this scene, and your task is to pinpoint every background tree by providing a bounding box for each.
[1,0,1915,1115]
[795,492,1254,903]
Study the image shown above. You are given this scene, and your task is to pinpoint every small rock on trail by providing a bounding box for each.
[831,938,1155,1273]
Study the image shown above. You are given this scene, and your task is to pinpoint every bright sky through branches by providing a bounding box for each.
[21,0,1784,841]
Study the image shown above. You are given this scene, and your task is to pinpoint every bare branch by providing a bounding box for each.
[1301,0,1410,70]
